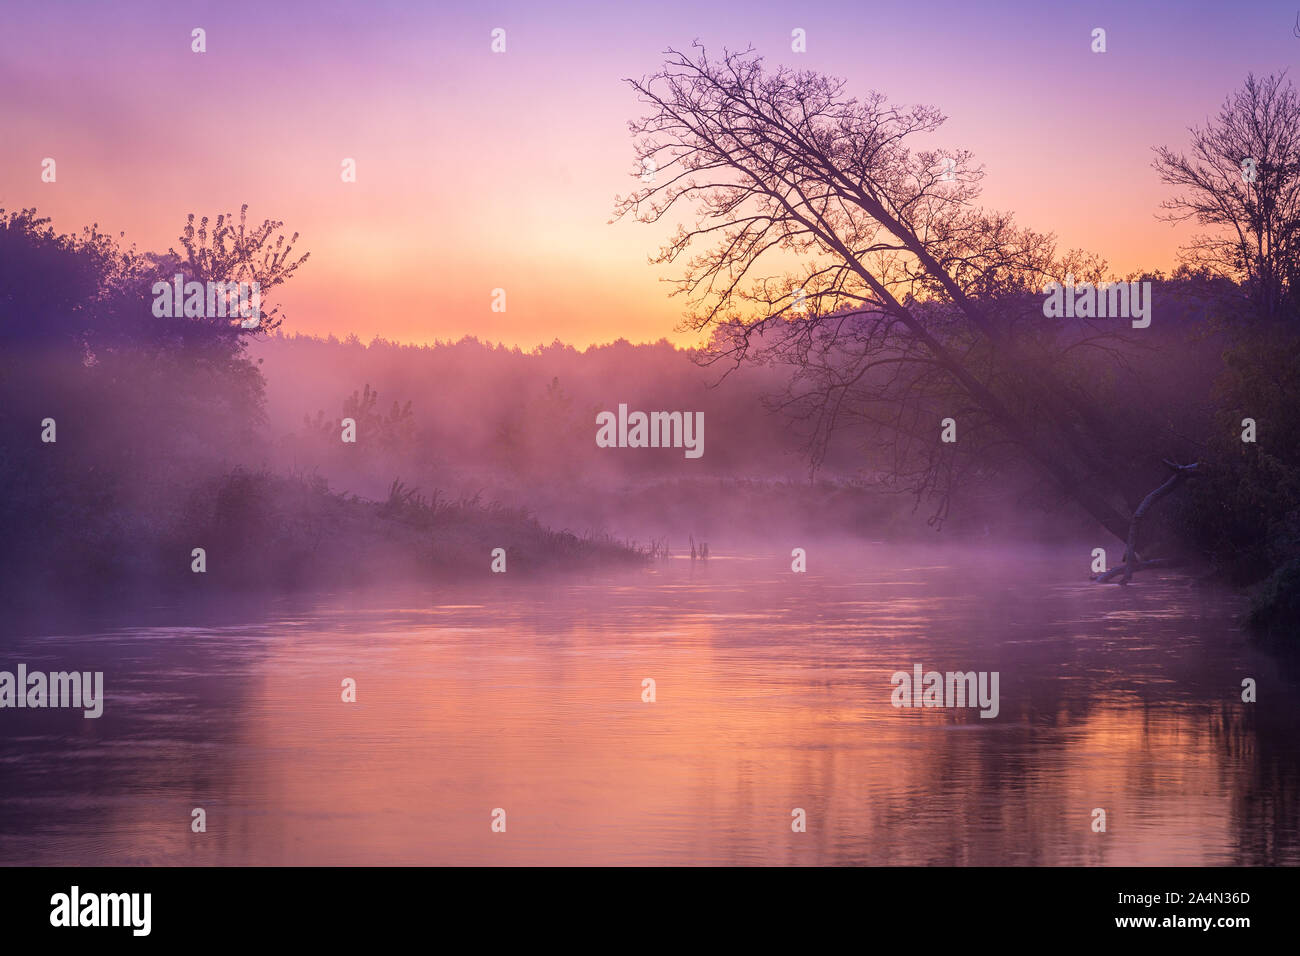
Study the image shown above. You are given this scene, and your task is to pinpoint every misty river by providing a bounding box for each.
[2,543,1297,866]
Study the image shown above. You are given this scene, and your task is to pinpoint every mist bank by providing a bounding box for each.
[248,333,1114,547]
[0,210,651,614]
[6,206,1300,641]
[241,292,1300,642]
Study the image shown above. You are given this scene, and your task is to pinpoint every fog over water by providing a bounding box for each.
[5,44,1300,872]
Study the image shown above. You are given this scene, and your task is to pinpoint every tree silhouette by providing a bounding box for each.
[306,383,414,452]
[1154,72,1300,323]
[615,44,1175,548]
[152,203,311,336]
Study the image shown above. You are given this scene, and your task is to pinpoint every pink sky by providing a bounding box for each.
[2,0,1294,347]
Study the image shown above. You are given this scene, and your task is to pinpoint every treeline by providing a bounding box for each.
[0,208,643,613]
[252,333,852,485]
[244,293,1204,546]
[247,278,1300,638]
[5,201,1300,636]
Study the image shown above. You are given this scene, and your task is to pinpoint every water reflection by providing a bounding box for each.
[1,544,1296,865]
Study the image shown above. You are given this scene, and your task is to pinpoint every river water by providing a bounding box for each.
[1,544,1296,865]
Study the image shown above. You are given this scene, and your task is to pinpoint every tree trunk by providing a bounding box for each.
[1093,460,1200,584]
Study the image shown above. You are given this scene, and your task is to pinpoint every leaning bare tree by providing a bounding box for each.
[614,44,1190,578]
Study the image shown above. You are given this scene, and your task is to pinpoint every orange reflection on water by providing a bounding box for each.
[5,547,1294,866]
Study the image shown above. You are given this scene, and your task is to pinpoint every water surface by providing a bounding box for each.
[2,544,1296,865]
